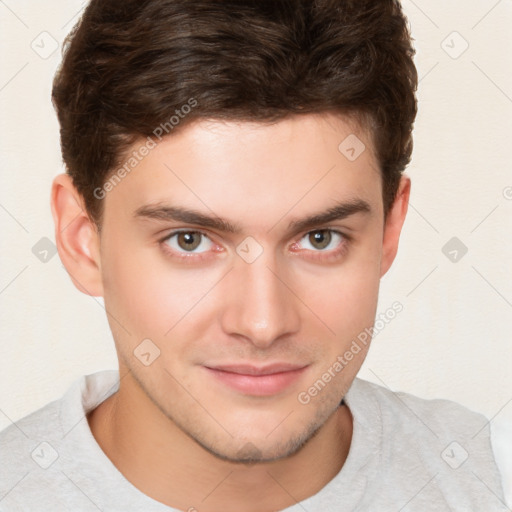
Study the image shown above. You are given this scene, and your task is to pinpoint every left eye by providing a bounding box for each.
[163,231,213,253]
[298,229,343,251]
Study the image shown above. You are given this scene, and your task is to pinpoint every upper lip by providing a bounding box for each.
[205,363,308,376]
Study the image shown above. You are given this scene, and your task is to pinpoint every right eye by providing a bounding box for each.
[162,230,214,254]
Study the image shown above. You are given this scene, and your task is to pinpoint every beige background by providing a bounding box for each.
[0,1,511,435]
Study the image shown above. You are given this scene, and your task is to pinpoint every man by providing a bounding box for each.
[0,0,509,510]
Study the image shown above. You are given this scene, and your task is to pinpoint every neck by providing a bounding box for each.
[87,370,353,512]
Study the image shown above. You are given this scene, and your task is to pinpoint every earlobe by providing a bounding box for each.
[380,175,411,278]
[50,173,104,297]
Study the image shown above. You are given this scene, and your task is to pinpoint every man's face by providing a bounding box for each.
[97,113,394,462]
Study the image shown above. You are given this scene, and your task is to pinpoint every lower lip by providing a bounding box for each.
[204,367,308,396]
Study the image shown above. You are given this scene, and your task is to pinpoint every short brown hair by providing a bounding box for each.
[52,0,418,227]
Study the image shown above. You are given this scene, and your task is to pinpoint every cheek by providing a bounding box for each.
[304,275,379,343]
[100,233,179,336]
[101,235,221,347]
[299,243,381,336]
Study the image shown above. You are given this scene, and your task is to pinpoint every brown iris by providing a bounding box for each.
[308,230,332,250]
[177,231,202,251]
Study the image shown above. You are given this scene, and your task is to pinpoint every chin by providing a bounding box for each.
[191,417,324,465]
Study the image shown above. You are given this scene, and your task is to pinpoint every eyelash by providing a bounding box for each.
[159,228,351,263]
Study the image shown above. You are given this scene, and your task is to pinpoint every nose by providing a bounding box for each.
[220,251,301,349]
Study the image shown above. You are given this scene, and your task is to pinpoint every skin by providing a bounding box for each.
[51,112,410,512]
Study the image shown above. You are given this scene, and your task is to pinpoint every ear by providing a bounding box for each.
[380,175,411,277]
[50,173,104,297]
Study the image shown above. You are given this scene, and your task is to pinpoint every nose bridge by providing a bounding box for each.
[220,250,300,347]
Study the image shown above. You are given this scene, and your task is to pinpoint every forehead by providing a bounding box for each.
[104,112,383,232]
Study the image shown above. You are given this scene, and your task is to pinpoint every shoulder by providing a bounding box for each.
[491,415,512,508]
[0,395,65,508]
[0,371,120,509]
[0,394,64,464]
[348,377,489,439]
[345,378,510,510]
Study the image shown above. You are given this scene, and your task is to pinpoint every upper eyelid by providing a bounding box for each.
[162,226,344,237]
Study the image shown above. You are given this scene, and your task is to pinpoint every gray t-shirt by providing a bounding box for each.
[0,370,508,511]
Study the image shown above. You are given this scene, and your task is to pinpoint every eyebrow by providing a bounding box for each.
[133,198,372,234]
